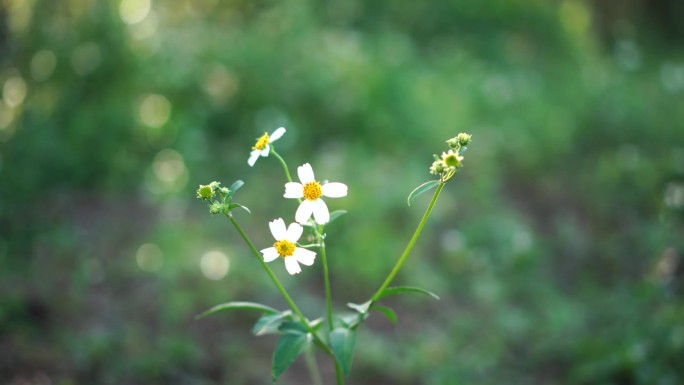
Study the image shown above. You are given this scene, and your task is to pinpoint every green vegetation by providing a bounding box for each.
[1,0,683,384]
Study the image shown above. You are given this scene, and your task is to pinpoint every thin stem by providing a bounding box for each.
[304,347,324,385]
[226,214,334,356]
[334,361,345,385]
[370,182,445,302]
[270,148,293,183]
[316,228,334,331]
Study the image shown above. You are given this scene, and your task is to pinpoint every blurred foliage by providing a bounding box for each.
[1,0,683,384]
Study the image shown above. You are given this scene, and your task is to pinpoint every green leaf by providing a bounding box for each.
[272,330,310,382]
[195,301,278,319]
[407,180,440,206]
[377,286,440,301]
[370,305,397,324]
[330,327,357,376]
[252,311,292,336]
[229,180,244,194]
[327,210,348,224]
[278,321,309,335]
[228,203,251,213]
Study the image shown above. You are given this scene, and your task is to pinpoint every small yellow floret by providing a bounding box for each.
[253,132,270,150]
[302,182,323,201]
[274,240,296,257]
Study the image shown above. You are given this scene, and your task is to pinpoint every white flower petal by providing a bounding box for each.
[260,144,270,157]
[285,223,303,243]
[248,150,261,166]
[268,218,287,240]
[284,182,304,199]
[284,257,301,275]
[261,247,279,262]
[295,200,315,224]
[270,127,286,142]
[294,248,316,266]
[297,163,315,184]
[311,199,330,225]
[322,182,348,198]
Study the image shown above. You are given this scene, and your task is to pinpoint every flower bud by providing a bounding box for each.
[429,160,446,175]
[446,137,459,148]
[456,133,472,147]
[209,202,223,214]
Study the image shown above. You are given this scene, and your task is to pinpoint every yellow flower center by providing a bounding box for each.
[253,132,269,150]
[274,240,296,257]
[303,181,322,201]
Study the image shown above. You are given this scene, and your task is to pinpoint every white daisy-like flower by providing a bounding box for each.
[248,127,286,167]
[284,163,348,225]
[261,218,316,275]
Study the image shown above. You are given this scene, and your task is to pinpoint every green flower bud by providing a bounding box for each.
[457,133,472,147]
[446,137,459,148]
[429,160,446,175]
[197,184,214,200]
[209,202,223,214]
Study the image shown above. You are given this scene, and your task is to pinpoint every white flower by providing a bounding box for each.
[248,127,286,167]
[261,218,316,275]
[284,163,347,225]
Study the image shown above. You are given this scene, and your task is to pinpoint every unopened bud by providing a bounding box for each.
[456,133,472,147]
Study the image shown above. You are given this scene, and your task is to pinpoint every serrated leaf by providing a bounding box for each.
[272,331,310,382]
[252,311,292,336]
[228,203,251,213]
[195,301,278,319]
[229,180,244,194]
[370,305,397,324]
[407,180,440,206]
[330,327,357,376]
[377,286,440,301]
[347,301,372,314]
[327,210,348,224]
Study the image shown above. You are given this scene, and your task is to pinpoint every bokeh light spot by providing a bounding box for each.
[664,182,684,209]
[0,102,15,131]
[136,243,164,272]
[200,251,230,280]
[145,149,188,194]
[3,76,27,107]
[31,50,57,82]
[139,94,171,128]
[120,0,151,25]
[152,149,185,183]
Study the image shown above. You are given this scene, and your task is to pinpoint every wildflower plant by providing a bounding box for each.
[196,129,472,384]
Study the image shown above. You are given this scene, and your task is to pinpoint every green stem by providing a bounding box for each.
[335,361,345,385]
[304,347,324,385]
[226,214,334,356]
[316,228,334,331]
[270,148,293,183]
[370,182,445,302]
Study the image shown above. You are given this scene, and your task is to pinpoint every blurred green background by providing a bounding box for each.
[1,0,684,384]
